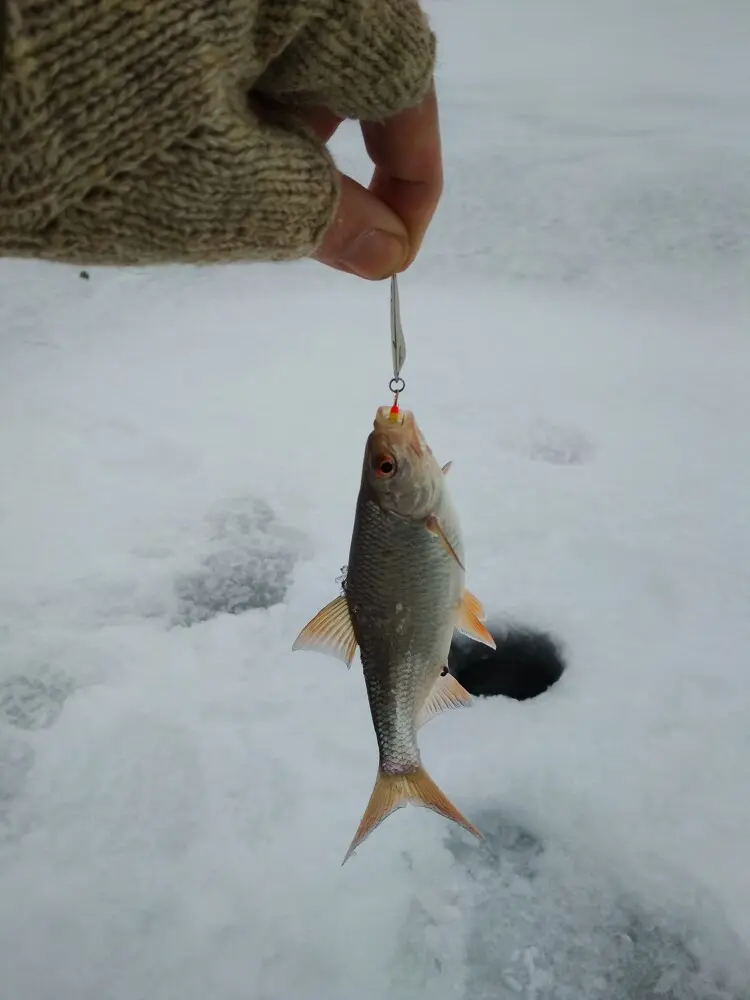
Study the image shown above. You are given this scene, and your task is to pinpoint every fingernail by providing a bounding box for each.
[339,230,407,279]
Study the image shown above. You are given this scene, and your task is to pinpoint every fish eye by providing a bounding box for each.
[375,455,397,479]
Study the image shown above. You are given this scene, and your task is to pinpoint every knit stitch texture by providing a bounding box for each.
[0,0,435,266]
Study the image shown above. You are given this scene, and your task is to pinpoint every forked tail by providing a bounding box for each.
[342,765,482,864]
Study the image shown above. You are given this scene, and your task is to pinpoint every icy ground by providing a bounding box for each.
[1,1,749,998]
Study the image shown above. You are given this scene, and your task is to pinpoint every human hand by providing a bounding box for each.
[294,88,443,280]
[254,0,441,281]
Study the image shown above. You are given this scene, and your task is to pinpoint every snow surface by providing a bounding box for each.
[1,1,749,997]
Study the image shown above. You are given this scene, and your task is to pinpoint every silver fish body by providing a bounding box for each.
[345,480,464,775]
[292,406,495,862]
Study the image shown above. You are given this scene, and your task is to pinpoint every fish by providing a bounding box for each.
[292,405,496,863]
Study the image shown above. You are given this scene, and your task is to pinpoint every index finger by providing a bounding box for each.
[361,85,443,271]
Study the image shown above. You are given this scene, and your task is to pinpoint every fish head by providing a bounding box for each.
[362,406,444,519]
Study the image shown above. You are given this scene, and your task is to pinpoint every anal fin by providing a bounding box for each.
[418,670,473,727]
[456,589,496,650]
[292,594,358,667]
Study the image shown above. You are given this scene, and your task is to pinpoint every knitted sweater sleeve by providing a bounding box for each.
[0,0,435,266]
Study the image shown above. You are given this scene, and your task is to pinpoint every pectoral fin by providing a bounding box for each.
[425,514,465,570]
[441,461,452,475]
[291,595,358,667]
[418,670,473,727]
[456,589,496,649]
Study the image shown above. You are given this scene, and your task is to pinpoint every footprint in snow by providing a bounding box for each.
[0,735,35,807]
[440,814,750,1000]
[172,496,305,626]
[0,672,74,731]
[0,733,35,842]
[501,419,593,466]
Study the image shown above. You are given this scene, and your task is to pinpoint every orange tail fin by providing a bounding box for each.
[342,766,482,864]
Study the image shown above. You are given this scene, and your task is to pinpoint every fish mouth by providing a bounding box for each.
[374,405,408,427]
[373,406,423,457]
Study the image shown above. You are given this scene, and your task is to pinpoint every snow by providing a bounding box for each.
[1,1,749,997]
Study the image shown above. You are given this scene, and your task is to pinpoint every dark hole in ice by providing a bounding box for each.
[448,624,565,701]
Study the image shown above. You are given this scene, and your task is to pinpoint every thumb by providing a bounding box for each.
[313,174,410,280]
[252,98,408,280]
